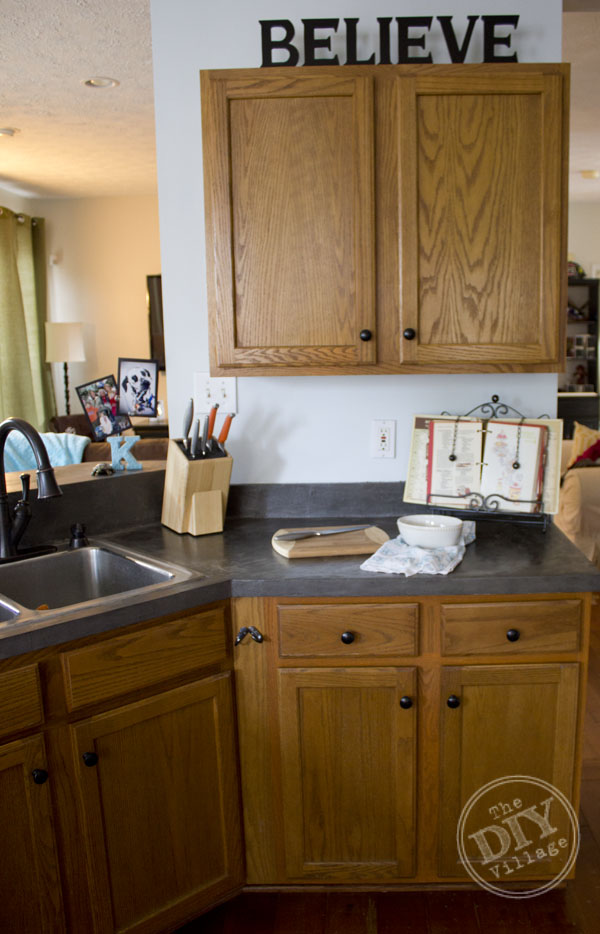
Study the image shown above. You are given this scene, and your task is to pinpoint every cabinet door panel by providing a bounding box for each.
[399,70,565,368]
[0,735,64,933]
[72,673,243,934]
[439,663,579,877]
[202,71,376,371]
[278,667,416,881]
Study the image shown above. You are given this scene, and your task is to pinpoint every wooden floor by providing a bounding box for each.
[178,607,600,933]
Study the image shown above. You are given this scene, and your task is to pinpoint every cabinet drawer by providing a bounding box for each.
[440,600,582,656]
[0,665,43,738]
[278,603,418,657]
[61,609,227,711]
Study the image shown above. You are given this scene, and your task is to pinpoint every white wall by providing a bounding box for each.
[568,202,600,278]
[35,195,162,414]
[0,185,32,214]
[150,0,562,483]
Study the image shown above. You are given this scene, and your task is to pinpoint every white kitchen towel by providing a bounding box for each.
[360,521,476,576]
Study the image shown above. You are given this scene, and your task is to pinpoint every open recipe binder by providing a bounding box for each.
[404,415,563,515]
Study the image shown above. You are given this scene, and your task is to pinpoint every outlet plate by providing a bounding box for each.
[193,373,237,414]
[370,419,396,458]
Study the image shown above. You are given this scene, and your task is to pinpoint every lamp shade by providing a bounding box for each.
[45,322,86,363]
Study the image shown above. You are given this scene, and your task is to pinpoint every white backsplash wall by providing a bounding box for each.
[150,0,562,484]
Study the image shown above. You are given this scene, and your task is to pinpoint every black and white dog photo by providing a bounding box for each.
[118,358,158,416]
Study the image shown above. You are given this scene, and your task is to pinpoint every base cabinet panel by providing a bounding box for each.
[71,673,244,934]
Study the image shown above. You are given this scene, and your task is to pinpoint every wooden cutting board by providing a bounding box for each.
[271,525,389,559]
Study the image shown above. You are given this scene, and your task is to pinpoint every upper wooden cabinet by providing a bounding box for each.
[201,64,568,376]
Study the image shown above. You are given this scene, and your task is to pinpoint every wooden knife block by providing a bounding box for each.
[161,440,233,536]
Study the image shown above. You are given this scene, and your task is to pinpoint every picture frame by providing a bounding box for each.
[76,374,132,440]
[117,357,159,417]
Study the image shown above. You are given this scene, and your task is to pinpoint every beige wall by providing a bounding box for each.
[35,194,161,414]
[568,201,600,277]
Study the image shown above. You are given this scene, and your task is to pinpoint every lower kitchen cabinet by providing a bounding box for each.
[278,667,416,880]
[0,733,65,933]
[71,672,244,934]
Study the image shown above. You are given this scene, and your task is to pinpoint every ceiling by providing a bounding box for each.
[0,3,599,201]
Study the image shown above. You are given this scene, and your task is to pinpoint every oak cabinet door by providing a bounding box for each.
[201,70,376,372]
[398,68,566,369]
[439,663,579,878]
[72,673,244,934]
[0,734,65,933]
[278,667,416,881]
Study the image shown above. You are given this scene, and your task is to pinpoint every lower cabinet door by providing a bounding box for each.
[72,673,244,934]
[439,663,580,879]
[0,734,65,933]
[278,667,416,881]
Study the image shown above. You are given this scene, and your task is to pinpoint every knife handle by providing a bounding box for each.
[190,418,200,458]
[207,403,219,439]
[218,413,235,445]
[182,398,194,447]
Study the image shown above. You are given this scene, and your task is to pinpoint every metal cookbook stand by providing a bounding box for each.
[426,395,551,531]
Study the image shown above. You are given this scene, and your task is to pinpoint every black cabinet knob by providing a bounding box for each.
[359,329,372,342]
[82,752,99,767]
[506,629,520,642]
[340,631,355,644]
[447,694,461,709]
[403,328,416,340]
[400,696,413,709]
[32,768,49,785]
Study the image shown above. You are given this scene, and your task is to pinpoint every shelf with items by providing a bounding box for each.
[558,278,600,437]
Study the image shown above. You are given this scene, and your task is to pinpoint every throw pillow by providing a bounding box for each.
[574,439,600,465]
[566,421,600,469]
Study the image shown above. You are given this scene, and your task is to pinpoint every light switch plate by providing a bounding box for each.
[193,373,238,414]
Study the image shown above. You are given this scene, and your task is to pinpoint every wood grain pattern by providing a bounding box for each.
[161,441,232,535]
[278,603,418,658]
[440,600,582,656]
[0,663,43,738]
[201,70,376,370]
[278,667,416,881]
[72,673,244,934]
[271,526,388,559]
[0,734,65,933]
[61,608,227,711]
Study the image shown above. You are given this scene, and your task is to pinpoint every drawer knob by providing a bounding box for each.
[31,768,49,785]
[82,752,99,767]
[400,696,413,709]
[506,629,520,642]
[340,631,355,645]
[403,328,416,341]
[447,694,461,709]
[359,329,372,342]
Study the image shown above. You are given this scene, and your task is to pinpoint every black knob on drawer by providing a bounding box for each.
[340,631,355,644]
[32,769,49,785]
[359,329,372,342]
[400,696,413,709]
[82,752,99,767]
[403,328,416,340]
[447,694,461,709]
[506,629,520,642]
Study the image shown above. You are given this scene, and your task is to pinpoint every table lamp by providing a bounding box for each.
[45,322,86,415]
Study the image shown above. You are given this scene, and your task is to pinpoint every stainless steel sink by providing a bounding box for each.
[0,541,195,627]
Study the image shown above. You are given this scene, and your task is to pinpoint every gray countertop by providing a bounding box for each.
[2,514,599,660]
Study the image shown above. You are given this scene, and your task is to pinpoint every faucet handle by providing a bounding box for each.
[19,473,31,503]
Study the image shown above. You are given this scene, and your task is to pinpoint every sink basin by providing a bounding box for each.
[0,542,194,622]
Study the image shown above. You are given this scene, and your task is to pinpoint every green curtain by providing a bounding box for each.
[0,206,55,429]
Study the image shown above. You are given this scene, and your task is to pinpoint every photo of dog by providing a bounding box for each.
[118,358,159,417]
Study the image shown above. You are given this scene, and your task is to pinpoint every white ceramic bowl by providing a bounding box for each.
[397,514,463,548]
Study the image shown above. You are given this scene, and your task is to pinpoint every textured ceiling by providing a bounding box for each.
[0,3,599,201]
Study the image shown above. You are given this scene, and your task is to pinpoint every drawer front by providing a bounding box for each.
[0,664,43,737]
[440,600,582,656]
[278,603,418,657]
[62,608,227,711]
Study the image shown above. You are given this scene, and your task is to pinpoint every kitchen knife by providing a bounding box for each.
[190,417,200,458]
[218,413,235,445]
[207,402,219,440]
[182,398,194,450]
[200,414,208,455]
[274,525,372,542]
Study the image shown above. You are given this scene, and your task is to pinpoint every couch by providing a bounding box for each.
[50,415,169,463]
[554,439,600,567]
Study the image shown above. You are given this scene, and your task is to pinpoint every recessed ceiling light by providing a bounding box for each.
[580,170,600,180]
[83,77,120,89]
[0,127,19,137]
